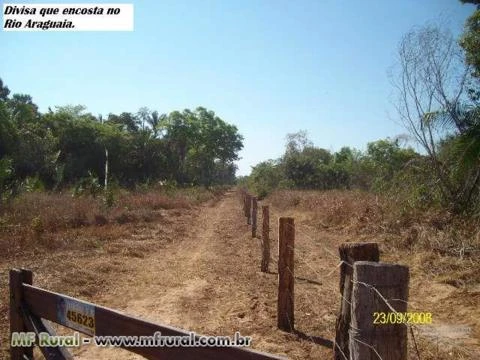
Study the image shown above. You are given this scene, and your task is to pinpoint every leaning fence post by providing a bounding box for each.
[246,194,252,225]
[261,205,270,272]
[252,197,258,237]
[10,268,33,360]
[278,217,294,332]
[334,243,379,360]
[350,261,409,360]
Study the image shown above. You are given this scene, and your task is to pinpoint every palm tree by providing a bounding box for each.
[147,111,166,138]
[427,103,480,211]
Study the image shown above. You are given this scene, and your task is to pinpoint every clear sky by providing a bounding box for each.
[1,0,476,175]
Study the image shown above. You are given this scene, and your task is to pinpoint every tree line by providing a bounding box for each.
[242,133,420,197]
[0,82,243,200]
[244,1,480,215]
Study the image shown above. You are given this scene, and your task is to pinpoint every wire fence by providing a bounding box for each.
[238,189,479,360]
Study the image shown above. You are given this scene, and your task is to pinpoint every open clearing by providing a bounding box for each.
[1,189,479,359]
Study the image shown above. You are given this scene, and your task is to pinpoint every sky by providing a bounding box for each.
[1,0,476,175]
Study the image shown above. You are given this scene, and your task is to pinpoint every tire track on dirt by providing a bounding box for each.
[75,190,335,359]
[73,191,271,359]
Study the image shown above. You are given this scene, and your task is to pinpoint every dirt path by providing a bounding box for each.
[54,189,480,360]
[73,190,334,359]
[2,188,479,360]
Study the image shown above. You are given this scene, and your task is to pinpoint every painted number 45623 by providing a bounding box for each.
[67,310,94,329]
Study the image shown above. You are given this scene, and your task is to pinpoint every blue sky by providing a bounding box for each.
[1,0,476,175]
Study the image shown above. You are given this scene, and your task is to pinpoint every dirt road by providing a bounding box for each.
[73,190,335,359]
[9,188,472,360]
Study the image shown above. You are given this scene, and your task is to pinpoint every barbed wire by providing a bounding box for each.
[243,198,388,357]
[239,194,479,359]
[334,341,349,360]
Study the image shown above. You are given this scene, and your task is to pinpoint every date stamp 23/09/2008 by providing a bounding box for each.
[373,312,432,325]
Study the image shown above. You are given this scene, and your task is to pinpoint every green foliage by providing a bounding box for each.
[103,188,116,208]
[460,4,480,77]
[21,176,45,193]
[248,160,284,199]
[387,157,441,211]
[390,18,480,214]
[0,79,244,196]
[0,101,16,158]
[245,132,445,214]
[282,133,350,190]
[0,157,13,202]
[72,172,102,198]
[365,139,417,191]
[162,107,243,186]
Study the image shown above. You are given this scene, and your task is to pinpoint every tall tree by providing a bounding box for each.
[391,23,479,211]
[460,1,480,77]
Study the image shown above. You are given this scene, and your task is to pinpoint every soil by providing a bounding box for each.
[72,190,336,359]
[1,189,479,359]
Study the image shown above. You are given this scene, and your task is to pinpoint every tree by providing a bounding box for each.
[285,130,313,155]
[8,94,39,125]
[391,23,479,211]
[365,139,417,191]
[185,107,243,186]
[0,79,243,190]
[0,101,17,159]
[0,78,10,100]
[148,110,165,138]
[335,147,355,164]
[461,9,480,78]
[248,160,284,198]
[160,107,243,186]
[106,112,140,133]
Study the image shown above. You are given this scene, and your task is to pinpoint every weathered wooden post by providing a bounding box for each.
[350,261,409,360]
[252,197,258,237]
[278,217,294,332]
[104,147,109,191]
[261,205,270,272]
[10,268,33,360]
[246,194,252,225]
[242,189,247,215]
[242,191,247,217]
[334,243,379,360]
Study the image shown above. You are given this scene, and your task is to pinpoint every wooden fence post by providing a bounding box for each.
[20,269,33,358]
[242,189,247,216]
[261,205,270,272]
[246,195,252,225]
[334,243,379,360]
[252,197,258,237]
[278,217,294,332]
[10,268,33,360]
[350,261,409,360]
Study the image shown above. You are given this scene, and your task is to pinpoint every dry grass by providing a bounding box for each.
[265,188,480,359]
[0,186,217,359]
[2,192,99,231]
[267,189,480,290]
[117,192,191,211]
[2,187,477,359]
[268,189,384,228]
[267,189,480,259]
[0,187,225,259]
[410,330,477,360]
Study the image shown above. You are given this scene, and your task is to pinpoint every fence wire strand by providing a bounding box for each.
[240,194,478,359]
[245,198,385,357]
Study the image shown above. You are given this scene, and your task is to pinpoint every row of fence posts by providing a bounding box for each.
[240,189,410,360]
